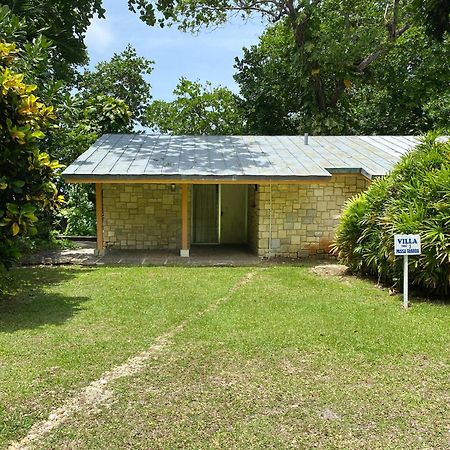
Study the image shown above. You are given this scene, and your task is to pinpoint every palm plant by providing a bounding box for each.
[332,133,450,296]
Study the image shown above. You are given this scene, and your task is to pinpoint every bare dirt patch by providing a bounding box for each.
[311,264,349,278]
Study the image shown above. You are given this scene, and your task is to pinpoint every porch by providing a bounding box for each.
[23,242,262,266]
[96,182,256,257]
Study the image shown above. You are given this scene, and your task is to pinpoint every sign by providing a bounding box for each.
[394,234,421,256]
[394,234,421,309]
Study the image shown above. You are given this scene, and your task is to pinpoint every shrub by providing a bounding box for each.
[57,185,96,236]
[0,41,64,268]
[333,133,450,296]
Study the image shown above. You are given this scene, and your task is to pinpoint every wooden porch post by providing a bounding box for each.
[180,184,189,257]
[95,183,105,256]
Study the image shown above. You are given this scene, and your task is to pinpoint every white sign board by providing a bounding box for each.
[394,234,421,256]
[394,234,421,309]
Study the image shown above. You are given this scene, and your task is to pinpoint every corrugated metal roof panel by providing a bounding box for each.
[63,134,422,182]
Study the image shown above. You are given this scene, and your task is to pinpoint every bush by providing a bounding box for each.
[58,184,96,236]
[333,133,450,296]
[0,41,64,269]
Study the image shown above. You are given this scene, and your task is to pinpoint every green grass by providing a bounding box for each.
[0,266,247,447]
[0,266,449,449]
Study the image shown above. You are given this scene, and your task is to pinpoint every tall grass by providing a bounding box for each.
[333,133,450,296]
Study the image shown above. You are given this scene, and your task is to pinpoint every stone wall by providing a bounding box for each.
[252,175,370,257]
[102,184,190,250]
[101,176,369,256]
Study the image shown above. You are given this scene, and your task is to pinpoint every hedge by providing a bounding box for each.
[333,133,450,296]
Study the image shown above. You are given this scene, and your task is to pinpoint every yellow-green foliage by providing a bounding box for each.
[0,42,64,267]
[333,133,450,296]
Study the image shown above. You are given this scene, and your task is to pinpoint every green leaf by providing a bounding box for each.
[6,203,19,214]
[31,130,45,139]
[21,204,36,214]
[11,222,20,236]
[23,213,38,222]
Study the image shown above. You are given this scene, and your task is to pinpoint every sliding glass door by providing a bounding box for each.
[192,185,219,244]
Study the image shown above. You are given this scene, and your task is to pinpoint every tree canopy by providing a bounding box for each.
[48,93,132,167]
[234,16,450,135]
[128,0,449,39]
[3,0,105,81]
[145,78,245,135]
[234,24,302,135]
[414,0,450,40]
[347,24,450,134]
[130,0,449,133]
[77,45,153,126]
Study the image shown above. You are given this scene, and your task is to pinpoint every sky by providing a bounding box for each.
[85,0,265,101]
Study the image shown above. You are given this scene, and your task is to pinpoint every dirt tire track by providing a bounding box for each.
[8,269,261,450]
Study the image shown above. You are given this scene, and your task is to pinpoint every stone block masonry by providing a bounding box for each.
[102,184,190,250]
[252,175,370,258]
[101,176,369,257]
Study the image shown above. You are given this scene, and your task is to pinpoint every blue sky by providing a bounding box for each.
[85,0,265,101]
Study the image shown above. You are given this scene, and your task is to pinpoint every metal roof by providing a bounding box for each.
[62,134,421,182]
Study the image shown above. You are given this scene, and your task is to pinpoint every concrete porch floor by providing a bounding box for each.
[22,242,264,267]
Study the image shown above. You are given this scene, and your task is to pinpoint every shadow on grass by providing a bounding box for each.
[0,267,91,333]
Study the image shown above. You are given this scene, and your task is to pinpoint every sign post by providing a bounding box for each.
[394,234,421,308]
[403,253,408,309]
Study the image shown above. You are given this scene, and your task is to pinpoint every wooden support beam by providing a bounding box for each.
[95,183,104,255]
[180,184,189,257]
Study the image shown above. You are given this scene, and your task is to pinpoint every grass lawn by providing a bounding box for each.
[0,265,449,449]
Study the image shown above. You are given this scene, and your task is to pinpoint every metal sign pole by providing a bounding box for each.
[403,254,409,309]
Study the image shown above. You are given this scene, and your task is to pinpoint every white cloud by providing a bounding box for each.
[85,16,116,56]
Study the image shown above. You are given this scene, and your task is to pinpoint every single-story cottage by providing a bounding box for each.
[63,134,419,258]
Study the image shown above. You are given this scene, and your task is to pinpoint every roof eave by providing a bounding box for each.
[62,173,334,184]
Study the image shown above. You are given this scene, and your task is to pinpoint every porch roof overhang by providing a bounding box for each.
[62,134,420,184]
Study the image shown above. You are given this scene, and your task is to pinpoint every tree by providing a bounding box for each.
[414,0,450,40]
[46,92,132,238]
[129,0,449,132]
[235,18,450,135]
[129,0,448,131]
[46,91,132,238]
[0,41,64,268]
[48,93,132,166]
[145,78,245,135]
[0,5,133,245]
[78,45,153,126]
[234,24,304,135]
[0,6,60,94]
[0,1,100,82]
[347,26,450,134]
[3,0,105,81]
